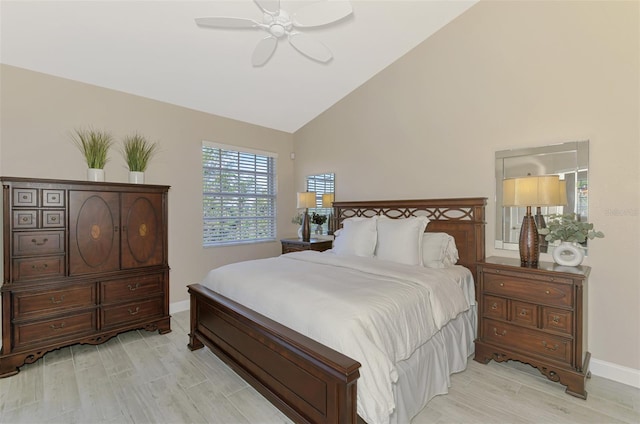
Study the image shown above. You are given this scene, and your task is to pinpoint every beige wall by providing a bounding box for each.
[0,64,296,306]
[294,1,640,372]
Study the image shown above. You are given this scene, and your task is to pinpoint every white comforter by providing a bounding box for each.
[201,251,472,424]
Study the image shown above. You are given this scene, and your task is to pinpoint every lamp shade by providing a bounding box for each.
[502,175,561,207]
[322,193,335,208]
[297,191,316,209]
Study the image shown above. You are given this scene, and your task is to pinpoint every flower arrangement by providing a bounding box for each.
[311,212,327,226]
[71,128,114,169]
[291,213,303,225]
[538,213,604,243]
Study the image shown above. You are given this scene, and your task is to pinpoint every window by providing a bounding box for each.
[202,141,277,246]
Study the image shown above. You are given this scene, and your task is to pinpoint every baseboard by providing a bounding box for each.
[169,299,190,315]
[590,358,640,389]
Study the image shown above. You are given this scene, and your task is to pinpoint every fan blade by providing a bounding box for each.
[292,1,352,28]
[195,17,259,29]
[288,32,332,63]
[253,0,280,15]
[252,36,278,67]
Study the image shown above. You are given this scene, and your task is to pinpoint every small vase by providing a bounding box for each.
[297,226,303,239]
[87,168,105,182]
[315,224,323,235]
[552,241,584,266]
[129,171,145,184]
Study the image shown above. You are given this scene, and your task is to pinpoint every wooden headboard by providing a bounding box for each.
[333,198,487,282]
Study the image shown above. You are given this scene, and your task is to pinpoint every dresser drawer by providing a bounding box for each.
[13,210,37,229]
[102,297,164,328]
[542,307,573,335]
[510,300,538,328]
[13,231,65,256]
[483,272,573,307]
[42,189,65,207]
[13,256,65,281]
[483,295,507,320]
[42,210,65,228]
[13,188,38,207]
[13,311,97,349]
[12,285,96,319]
[483,319,572,364]
[101,274,164,304]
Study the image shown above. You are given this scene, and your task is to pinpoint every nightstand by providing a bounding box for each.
[281,238,333,254]
[474,256,591,399]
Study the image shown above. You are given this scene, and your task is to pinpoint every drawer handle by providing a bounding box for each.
[50,295,64,304]
[50,322,65,330]
[21,216,29,222]
[128,283,140,291]
[499,283,504,287]
[552,315,560,324]
[50,216,57,222]
[31,264,49,271]
[31,238,49,246]
[128,307,140,315]
[492,328,507,337]
[542,341,559,351]
[491,303,498,310]
[519,309,528,316]
[545,290,550,294]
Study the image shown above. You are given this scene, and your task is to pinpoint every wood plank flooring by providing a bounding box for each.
[0,310,638,424]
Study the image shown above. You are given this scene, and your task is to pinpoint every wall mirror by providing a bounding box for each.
[306,173,335,235]
[495,141,589,253]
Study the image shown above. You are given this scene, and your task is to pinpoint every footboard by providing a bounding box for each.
[187,283,361,424]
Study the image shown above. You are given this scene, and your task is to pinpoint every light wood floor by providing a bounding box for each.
[1,310,638,424]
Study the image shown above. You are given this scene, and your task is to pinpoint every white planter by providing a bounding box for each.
[87,168,105,182]
[552,241,585,266]
[129,171,145,184]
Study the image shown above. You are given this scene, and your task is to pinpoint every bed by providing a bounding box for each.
[188,198,486,424]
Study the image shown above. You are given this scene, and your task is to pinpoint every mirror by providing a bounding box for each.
[306,173,335,235]
[495,141,589,252]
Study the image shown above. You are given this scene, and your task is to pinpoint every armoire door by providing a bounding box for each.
[69,191,120,275]
[121,192,164,269]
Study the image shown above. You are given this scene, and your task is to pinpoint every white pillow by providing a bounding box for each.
[422,232,459,268]
[332,217,378,257]
[375,216,429,266]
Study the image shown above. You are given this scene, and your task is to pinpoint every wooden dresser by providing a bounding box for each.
[474,256,590,398]
[280,238,333,254]
[0,177,171,377]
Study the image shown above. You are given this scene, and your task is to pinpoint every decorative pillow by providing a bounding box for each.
[422,232,459,268]
[332,217,378,257]
[375,216,429,266]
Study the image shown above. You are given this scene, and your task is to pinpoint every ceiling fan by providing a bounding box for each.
[195,0,353,67]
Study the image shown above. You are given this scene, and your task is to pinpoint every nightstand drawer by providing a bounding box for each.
[483,295,507,320]
[484,272,573,307]
[510,301,537,328]
[542,307,573,335]
[483,319,572,364]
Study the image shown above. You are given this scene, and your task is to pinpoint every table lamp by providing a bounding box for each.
[297,191,316,242]
[503,175,561,267]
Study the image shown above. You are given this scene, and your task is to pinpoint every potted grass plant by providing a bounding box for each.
[121,133,159,184]
[71,128,114,181]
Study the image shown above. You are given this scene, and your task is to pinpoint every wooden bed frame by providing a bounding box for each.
[188,198,486,424]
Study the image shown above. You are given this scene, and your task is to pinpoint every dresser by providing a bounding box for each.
[474,256,590,398]
[0,177,171,377]
[281,238,333,254]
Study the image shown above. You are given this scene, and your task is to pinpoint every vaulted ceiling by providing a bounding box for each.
[1,1,477,133]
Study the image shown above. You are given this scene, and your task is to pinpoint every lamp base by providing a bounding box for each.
[519,210,540,267]
[301,210,311,242]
